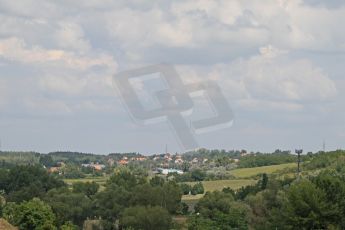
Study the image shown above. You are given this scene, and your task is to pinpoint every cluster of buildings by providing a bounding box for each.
[46,151,247,175]
[81,162,106,171]
[47,162,65,174]
[114,156,148,166]
[151,153,211,166]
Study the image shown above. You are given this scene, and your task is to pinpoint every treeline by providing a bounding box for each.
[183,148,242,160]
[0,151,40,165]
[0,151,142,167]
[0,165,183,229]
[304,150,345,170]
[238,152,296,168]
[238,150,345,170]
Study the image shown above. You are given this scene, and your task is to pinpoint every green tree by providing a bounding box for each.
[150,176,165,187]
[191,191,249,230]
[121,206,172,230]
[161,181,182,214]
[181,162,191,172]
[72,181,99,199]
[60,221,79,230]
[190,169,206,181]
[107,170,145,190]
[258,173,268,190]
[130,183,162,207]
[274,180,338,229]
[93,184,131,226]
[39,155,54,167]
[0,165,65,202]
[191,182,204,195]
[3,198,57,230]
[180,183,192,195]
[44,188,93,227]
[130,181,182,214]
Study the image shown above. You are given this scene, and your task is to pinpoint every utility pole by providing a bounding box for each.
[323,140,326,152]
[295,149,303,180]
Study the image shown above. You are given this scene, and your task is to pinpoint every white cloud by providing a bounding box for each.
[176,45,337,112]
[101,0,345,62]
[0,36,117,114]
[0,37,115,71]
[55,22,91,53]
[23,97,72,116]
[240,45,337,102]
[0,0,343,152]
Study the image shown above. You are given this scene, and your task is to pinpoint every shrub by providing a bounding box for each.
[191,182,204,195]
[180,183,192,195]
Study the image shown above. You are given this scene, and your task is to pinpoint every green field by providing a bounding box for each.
[64,163,296,202]
[193,179,256,191]
[64,176,108,186]
[229,163,297,178]
[182,179,256,201]
[182,163,296,201]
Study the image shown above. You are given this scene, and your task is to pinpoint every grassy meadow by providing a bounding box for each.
[64,176,108,186]
[63,163,297,202]
[229,162,297,178]
[182,179,256,201]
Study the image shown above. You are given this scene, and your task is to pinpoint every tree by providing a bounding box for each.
[0,165,65,202]
[222,187,236,197]
[72,181,99,199]
[121,206,172,230]
[150,176,165,187]
[130,183,162,207]
[39,155,54,167]
[93,184,131,226]
[179,202,189,215]
[60,221,79,230]
[62,165,85,179]
[195,191,234,218]
[161,181,182,214]
[258,173,268,190]
[3,198,57,230]
[191,182,204,195]
[107,169,145,190]
[180,183,192,195]
[274,180,338,229]
[44,188,93,227]
[191,169,206,181]
[130,181,182,214]
[236,174,269,200]
[181,162,191,172]
[191,191,249,230]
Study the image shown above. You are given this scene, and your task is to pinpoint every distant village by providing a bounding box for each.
[44,149,252,176]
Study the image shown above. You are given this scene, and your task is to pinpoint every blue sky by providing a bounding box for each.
[0,0,344,154]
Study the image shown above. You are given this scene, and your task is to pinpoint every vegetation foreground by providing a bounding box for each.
[1,150,345,229]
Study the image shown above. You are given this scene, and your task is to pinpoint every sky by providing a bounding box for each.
[0,0,345,154]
